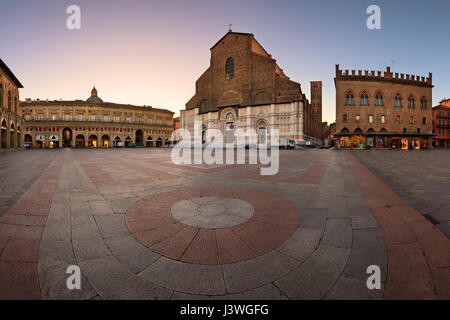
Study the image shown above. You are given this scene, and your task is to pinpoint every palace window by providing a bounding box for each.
[421,98,427,109]
[394,94,402,107]
[381,115,386,124]
[395,115,401,124]
[8,91,12,110]
[409,116,414,125]
[356,114,360,121]
[375,92,384,106]
[345,93,354,106]
[369,115,374,123]
[51,114,57,121]
[422,117,427,125]
[343,114,348,123]
[226,57,234,79]
[360,93,369,106]
[408,96,415,108]
[37,113,43,121]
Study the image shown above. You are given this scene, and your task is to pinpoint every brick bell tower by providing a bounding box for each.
[310,81,322,122]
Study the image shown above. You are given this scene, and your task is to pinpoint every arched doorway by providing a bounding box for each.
[224,112,235,145]
[101,135,110,148]
[114,136,122,148]
[125,136,132,147]
[156,137,162,147]
[76,135,85,148]
[10,122,15,148]
[1,120,7,149]
[48,134,59,149]
[62,127,72,148]
[257,120,267,144]
[88,135,98,148]
[36,134,46,148]
[24,134,32,149]
[135,130,144,146]
[146,136,153,147]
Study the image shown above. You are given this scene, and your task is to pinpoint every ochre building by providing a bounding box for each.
[181,31,324,146]
[334,65,433,149]
[0,59,24,150]
[432,99,450,148]
[20,87,174,148]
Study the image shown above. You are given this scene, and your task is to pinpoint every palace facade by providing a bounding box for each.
[334,65,433,149]
[181,31,324,146]
[20,88,174,148]
[432,99,450,148]
[0,59,24,150]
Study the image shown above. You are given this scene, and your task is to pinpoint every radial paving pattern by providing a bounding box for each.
[0,148,448,300]
[126,189,299,265]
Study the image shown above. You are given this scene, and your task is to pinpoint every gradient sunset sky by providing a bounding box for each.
[1,0,450,123]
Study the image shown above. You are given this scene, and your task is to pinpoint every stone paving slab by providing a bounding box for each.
[1,148,449,300]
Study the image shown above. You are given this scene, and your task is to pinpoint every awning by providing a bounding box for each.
[36,135,46,141]
[49,135,59,141]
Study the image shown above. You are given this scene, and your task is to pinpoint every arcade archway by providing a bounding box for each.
[88,135,98,148]
[76,135,85,148]
[1,120,7,149]
[62,128,72,148]
[101,135,110,148]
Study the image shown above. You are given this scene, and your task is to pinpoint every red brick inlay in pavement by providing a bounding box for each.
[126,188,300,265]
[344,152,450,300]
[0,150,65,300]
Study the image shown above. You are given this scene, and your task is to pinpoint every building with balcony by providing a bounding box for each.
[20,87,174,148]
[432,99,450,148]
[0,59,24,150]
[333,65,433,149]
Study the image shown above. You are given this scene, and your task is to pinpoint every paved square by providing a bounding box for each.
[0,148,448,300]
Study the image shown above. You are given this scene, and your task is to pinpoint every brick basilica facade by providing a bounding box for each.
[20,88,174,148]
[181,31,325,146]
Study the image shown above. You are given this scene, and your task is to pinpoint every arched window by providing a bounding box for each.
[343,114,348,123]
[394,94,402,107]
[421,98,427,109]
[375,92,384,106]
[225,57,234,79]
[360,92,369,106]
[408,96,415,108]
[0,84,3,108]
[345,92,354,105]
[7,91,12,110]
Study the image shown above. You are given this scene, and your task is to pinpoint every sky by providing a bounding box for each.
[1,0,450,123]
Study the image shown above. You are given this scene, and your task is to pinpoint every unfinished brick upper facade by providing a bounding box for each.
[182,31,324,145]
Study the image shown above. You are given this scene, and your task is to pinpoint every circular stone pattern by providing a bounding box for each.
[125,188,300,265]
[171,197,254,229]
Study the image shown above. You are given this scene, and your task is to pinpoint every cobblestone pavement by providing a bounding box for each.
[0,150,61,217]
[351,150,450,238]
[0,148,448,300]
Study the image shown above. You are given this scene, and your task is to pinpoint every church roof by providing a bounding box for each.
[210,31,254,50]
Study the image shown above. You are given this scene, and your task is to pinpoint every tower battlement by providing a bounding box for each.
[335,64,432,87]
